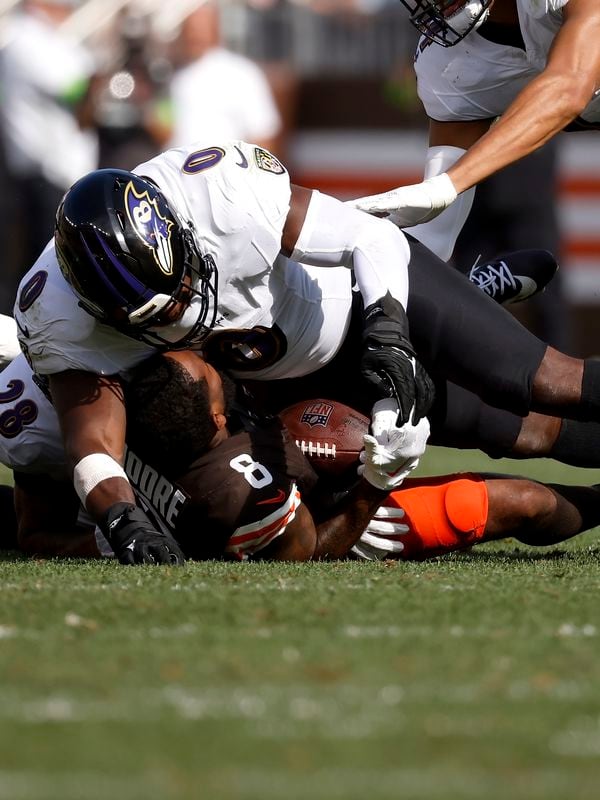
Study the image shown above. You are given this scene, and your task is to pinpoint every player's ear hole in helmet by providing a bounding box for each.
[54,169,218,349]
[399,0,494,47]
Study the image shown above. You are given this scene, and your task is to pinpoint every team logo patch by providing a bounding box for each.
[254,147,285,175]
[124,181,174,275]
[300,401,334,428]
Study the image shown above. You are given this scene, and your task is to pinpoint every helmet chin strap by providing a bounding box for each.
[446,1,490,36]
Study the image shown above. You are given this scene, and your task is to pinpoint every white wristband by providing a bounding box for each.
[426,172,458,211]
[73,453,128,506]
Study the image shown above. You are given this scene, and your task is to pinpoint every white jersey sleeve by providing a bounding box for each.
[416,0,599,125]
[0,354,66,475]
[414,32,537,122]
[226,259,354,381]
[14,244,155,377]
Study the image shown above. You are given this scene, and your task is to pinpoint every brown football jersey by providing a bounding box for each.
[124,419,318,560]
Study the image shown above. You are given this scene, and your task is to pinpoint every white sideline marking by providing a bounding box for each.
[0,764,582,800]
[0,675,589,728]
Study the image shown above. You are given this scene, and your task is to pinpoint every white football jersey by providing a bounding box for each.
[134,141,291,332]
[14,141,353,383]
[14,241,160,377]
[0,354,66,476]
[0,314,20,370]
[415,0,600,124]
[219,261,353,381]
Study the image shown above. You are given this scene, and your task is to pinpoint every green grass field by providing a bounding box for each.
[1,448,600,800]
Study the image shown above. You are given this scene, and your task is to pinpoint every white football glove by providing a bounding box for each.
[358,399,430,491]
[348,173,457,228]
[352,505,410,560]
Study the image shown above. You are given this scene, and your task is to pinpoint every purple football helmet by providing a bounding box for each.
[55,169,217,349]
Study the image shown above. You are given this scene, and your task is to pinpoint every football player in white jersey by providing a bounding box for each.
[0,353,101,558]
[15,141,436,564]
[351,0,600,260]
[13,140,600,565]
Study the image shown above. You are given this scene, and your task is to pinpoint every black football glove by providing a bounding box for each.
[102,503,185,566]
[361,292,435,425]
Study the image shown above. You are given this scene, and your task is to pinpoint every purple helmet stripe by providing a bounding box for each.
[80,231,155,310]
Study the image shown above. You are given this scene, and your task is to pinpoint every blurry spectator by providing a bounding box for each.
[453,140,571,352]
[92,9,171,170]
[165,1,283,154]
[0,0,97,310]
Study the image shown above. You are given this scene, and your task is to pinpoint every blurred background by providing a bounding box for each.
[1,0,599,354]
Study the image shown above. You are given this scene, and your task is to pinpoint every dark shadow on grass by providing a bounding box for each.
[0,549,32,562]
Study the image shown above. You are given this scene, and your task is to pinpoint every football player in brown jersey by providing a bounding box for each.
[6,347,600,562]
[117,349,600,563]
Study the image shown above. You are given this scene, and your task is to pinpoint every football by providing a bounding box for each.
[279,398,369,476]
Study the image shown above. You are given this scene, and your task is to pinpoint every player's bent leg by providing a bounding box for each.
[431,379,600,467]
[430,382,523,457]
[387,475,600,559]
[406,235,547,416]
[382,473,490,559]
[434,383,600,467]
[511,412,600,468]
[407,236,600,423]
[532,347,600,422]
[484,478,558,541]
[530,347,584,414]
[486,479,600,547]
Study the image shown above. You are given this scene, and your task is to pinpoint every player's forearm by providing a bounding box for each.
[80,474,137,522]
[64,432,136,522]
[63,424,135,519]
[50,371,135,521]
[312,482,389,560]
[447,72,592,194]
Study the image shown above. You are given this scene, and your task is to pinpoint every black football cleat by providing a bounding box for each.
[467,249,559,305]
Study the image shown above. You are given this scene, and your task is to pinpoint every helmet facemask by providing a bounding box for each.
[399,0,493,46]
[132,238,219,351]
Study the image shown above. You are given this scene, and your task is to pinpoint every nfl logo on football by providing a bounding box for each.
[300,401,333,427]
